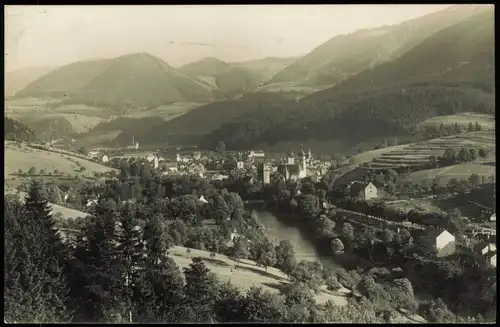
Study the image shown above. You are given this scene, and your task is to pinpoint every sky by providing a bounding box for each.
[5,4,452,72]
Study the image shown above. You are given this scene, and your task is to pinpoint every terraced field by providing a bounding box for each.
[368,131,495,169]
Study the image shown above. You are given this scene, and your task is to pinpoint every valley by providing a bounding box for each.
[5,4,495,324]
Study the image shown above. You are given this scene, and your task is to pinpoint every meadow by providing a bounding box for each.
[418,113,495,130]
[4,142,118,185]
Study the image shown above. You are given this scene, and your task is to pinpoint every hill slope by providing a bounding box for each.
[268,5,485,88]
[5,66,57,97]
[4,117,40,142]
[179,56,298,95]
[108,92,296,147]
[201,7,495,153]
[15,53,214,110]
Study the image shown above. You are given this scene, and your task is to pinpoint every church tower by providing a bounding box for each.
[298,144,307,178]
[287,148,295,165]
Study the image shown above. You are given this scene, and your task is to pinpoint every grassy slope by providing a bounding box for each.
[403,162,495,185]
[4,142,118,177]
[418,113,495,130]
[333,130,495,181]
[168,245,348,306]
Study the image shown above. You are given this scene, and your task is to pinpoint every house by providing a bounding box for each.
[100,154,109,163]
[490,213,496,222]
[417,229,456,258]
[486,252,497,267]
[474,242,497,256]
[278,164,301,181]
[257,162,272,184]
[161,162,178,174]
[212,174,229,181]
[199,196,209,204]
[349,182,378,200]
[88,150,100,159]
[86,198,98,208]
[247,150,265,159]
[237,161,245,169]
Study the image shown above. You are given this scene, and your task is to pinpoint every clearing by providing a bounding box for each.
[403,162,496,186]
[418,113,495,130]
[124,102,204,121]
[168,245,349,306]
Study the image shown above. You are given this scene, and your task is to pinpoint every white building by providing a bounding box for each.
[349,182,378,200]
[100,154,109,163]
[490,213,496,222]
[237,161,245,169]
[419,229,456,258]
[476,243,497,256]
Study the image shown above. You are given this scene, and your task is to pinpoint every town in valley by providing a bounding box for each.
[4,4,496,324]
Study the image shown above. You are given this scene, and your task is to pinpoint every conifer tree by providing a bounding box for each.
[180,257,219,322]
[117,203,144,323]
[71,199,126,322]
[5,186,71,323]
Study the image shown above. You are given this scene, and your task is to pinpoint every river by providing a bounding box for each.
[254,210,341,270]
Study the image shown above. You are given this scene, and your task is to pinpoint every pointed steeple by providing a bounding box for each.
[299,144,305,157]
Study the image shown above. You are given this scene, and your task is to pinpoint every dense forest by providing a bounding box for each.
[4,117,40,143]
[6,164,496,323]
[23,116,76,142]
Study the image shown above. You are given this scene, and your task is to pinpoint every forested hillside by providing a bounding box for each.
[268,5,483,87]
[23,117,76,143]
[200,7,494,152]
[4,117,40,143]
[111,92,297,147]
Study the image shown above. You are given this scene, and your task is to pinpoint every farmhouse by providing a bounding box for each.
[474,242,496,256]
[486,252,497,268]
[100,154,109,163]
[417,229,456,258]
[349,182,378,200]
[88,150,101,159]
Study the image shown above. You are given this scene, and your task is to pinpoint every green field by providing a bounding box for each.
[124,102,203,121]
[168,246,349,306]
[366,131,495,169]
[419,113,495,130]
[403,162,496,186]
[4,141,118,180]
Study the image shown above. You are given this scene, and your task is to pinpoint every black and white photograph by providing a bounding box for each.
[4,4,496,323]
